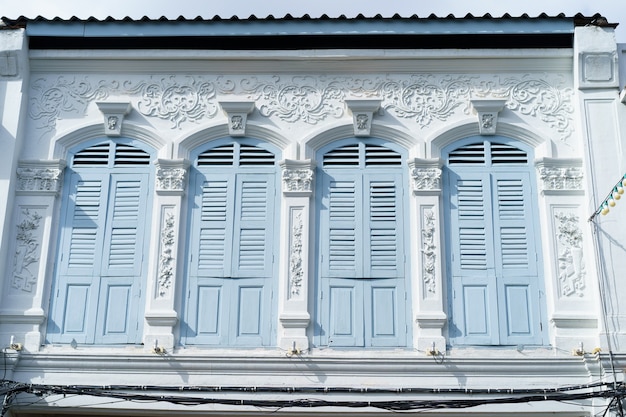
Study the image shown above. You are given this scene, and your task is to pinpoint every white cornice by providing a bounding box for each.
[28,49,573,74]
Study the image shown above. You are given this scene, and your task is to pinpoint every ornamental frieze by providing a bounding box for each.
[29,74,574,141]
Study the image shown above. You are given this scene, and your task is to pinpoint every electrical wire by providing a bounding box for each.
[1,380,624,416]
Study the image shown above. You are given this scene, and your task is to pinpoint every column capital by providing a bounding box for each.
[154,159,190,195]
[279,159,316,196]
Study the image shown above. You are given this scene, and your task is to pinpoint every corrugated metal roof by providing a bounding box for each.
[0,13,616,29]
[0,13,614,50]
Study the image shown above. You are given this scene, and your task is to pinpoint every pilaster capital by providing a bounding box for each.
[408,158,442,195]
[16,159,66,196]
[535,158,584,195]
[279,159,316,196]
[155,159,190,195]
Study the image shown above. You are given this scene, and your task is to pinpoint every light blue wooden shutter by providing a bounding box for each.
[49,141,151,345]
[230,174,274,345]
[447,139,543,346]
[449,171,499,345]
[322,175,360,278]
[493,172,541,345]
[51,172,108,343]
[364,173,406,346]
[186,148,276,347]
[318,142,408,348]
[187,173,234,345]
[96,173,148,344]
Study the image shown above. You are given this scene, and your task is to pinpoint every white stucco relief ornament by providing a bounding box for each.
[410,167,442,191]
[126,77,222,128]
[554,212,585,297]
[29,76,115,134]
[158,213,175,297]
[282,168,314,193]
[241,76,344,124]
[538,166,583,192]
[421,209,437,297]
[12,209,43,293]
[29,74,573,141]
[289,209,304,298]
[16,167,64,194]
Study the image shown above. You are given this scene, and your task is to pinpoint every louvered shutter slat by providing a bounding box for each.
[325,178,358,276]
[367,177,401,276]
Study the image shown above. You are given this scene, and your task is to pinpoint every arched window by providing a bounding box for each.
[444,137,545,346]
[316,139,410,347]
[47,138,154,345]
[183,139,279,346]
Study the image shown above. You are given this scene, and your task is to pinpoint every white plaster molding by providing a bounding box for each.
[11,208,43,293]
[408,158,442,194]
[421,208,437,297]
[579,52,618,89]
[550,314,597,329]
[288,208,305,299]
[144,311,178,327]
[218,100,255,137]
[415,312,447,329]
[155,159,189,195]
[279,159,315,196]
[31,74,574,141]
[16,160,66,195]
[96,101,132,136]
[345,99,381,137]
[554,211,585,298]
[158,211,176,298]
[535,158,584,195]
[621,88,626,104]
[470,99,506,135]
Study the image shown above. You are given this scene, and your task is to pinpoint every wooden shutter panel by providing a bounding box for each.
[232,175,274,277]
[96,173,148,344]
[493,171,541,345]
[366,174,402,278]
[195,176,235,277]
[51,172,109,343]
[449,171,499,345]
[322,174,361,278]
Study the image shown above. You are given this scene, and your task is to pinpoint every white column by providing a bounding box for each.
[408,158,446,353]
[0,160,65,351]
[143,159,189,352]
[574,26,625,351]
[535,158,598,350]
[277,159,315,352]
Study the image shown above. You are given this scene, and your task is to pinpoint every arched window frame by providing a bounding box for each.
[443,136,546,346]
[47,137,155,345]
[182,137,281,347]
[315,138,411,348]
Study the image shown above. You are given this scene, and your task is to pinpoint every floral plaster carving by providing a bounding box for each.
[474,76,574,140]
[538,167,583,192]
[16,167,64,194]
[12,209,43,292]
[379,75,474,126]
[282,168,314,193]
[29,74,574,140]
[30,77,115,133]
[421,209,437,297]
[411,167,442,191]
[241,76,344,123]
[554,211,585,297]
[158,212,175,297]
[289,209,304,298]
[125,77,221,128]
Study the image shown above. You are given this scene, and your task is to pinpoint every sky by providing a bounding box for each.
[2,0,625,42]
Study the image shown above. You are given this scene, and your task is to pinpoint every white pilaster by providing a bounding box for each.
[278,159,315,352]
[0,159,65,351]
[408,158,446,353]
[143,159,189,352]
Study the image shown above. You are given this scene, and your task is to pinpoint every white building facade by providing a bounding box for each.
[0,13,625,417]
